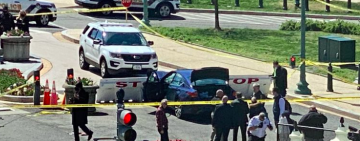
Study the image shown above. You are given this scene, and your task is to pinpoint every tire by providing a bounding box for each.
[79,50,89,70]
[156,3,172,18]
[100,59,110,78]
[98,1,114,16]
[175,105,184,119]
[36,14,50,27]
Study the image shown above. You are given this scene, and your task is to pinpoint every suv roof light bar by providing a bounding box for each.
[100,22,133,27]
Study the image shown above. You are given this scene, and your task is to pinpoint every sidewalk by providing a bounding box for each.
[62,29,360,121]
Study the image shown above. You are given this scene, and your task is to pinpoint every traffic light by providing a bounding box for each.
[290,56,296,68]
[33,70,40,105]
[117,109,137,141]
[67,68,74,80]
[34,70,40,85]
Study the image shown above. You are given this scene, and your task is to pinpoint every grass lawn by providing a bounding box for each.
[180,0,360,16]
[142,27,360,83]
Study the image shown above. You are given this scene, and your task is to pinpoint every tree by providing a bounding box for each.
[214,0,221,30]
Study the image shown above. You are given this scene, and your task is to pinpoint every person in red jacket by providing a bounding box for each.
[156,99,169,141]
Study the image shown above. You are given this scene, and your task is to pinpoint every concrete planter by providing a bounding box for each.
[1,36,32,62]
[62,84,99,114]
[0,94,43,103]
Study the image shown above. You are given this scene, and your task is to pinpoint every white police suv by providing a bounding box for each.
[0,0,57,26]
[79,21,158,78]
[75,0,180,18]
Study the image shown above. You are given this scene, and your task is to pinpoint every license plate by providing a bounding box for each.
[133,65,142,70]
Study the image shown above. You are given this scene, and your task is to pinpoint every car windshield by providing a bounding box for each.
[103,32,148,46]
[191,79,227,86]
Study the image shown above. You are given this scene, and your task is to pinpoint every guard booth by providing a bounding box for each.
[318,35,356,69]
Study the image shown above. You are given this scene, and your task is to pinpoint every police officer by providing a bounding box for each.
[0,5,15,33]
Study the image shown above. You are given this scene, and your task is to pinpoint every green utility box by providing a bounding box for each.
[318,35,356,63]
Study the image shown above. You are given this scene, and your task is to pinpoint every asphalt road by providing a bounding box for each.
[0,31,359,141]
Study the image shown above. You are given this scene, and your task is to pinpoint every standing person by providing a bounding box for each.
[156,99,169,141]
[249,97,267,119]
[272,87,285,128]
[16,10,30,35]
[0,5,15,33]
[210,89,225,141]
[231,92,249,141]
[252,83,267,100]
[70,81,93,141]
[298,105,327,141]
[271,61,288,97]
[247,112,273,141]
[212,96,232,141]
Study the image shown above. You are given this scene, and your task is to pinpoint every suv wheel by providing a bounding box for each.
[79,50,90,70]
[100,59,110,78]
[36,14,50,26]
[175,106,184,119]
[156,3,171,18]
[99,1,114,16]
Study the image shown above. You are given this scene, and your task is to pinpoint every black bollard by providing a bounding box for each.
[357,64,360,90]
[187,0,192,4]
[235,0,240,7]
[259,0,263,8]
[283,0,288,10]
[305,0,309,11]
[348,0,352,13]
[327,63,334,92]
[326,0,330,12]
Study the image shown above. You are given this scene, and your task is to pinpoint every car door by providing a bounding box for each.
[85,28,98,62]
[143,71,161,102]
[92,30,103,60]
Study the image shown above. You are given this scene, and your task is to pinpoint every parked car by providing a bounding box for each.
[74,0,180,18]
[78,21,158,78]
[0,0,57,26]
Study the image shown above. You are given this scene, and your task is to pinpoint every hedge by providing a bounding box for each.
[280,19,360,35]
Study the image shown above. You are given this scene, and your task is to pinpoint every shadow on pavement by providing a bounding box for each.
[28,24,61,29]
[79,12,186,21]
[87,67,147,78]
[88,111,109,116]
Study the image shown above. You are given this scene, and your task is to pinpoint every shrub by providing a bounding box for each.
[66,77,95,86]
[0,69,26,93]
[280,19,360,35]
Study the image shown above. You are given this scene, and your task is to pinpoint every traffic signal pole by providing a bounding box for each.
[34,70,41,105]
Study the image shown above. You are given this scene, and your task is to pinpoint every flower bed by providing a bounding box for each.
[0,68,44,103]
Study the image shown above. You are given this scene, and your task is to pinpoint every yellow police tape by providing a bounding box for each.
[26,7,127,16]
[314,0,360,13]
[0,82,34,98]
[2,96,360,108]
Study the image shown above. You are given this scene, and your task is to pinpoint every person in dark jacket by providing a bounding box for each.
[212,96,233,141]
[15,10,30,34]
[231,92,249,141]
[0,6,15,33]
[252,83,267,100]
[298,105,327,141]
[249,97,268,119]
[156,99,169,141]
[70,81,93,141]
[271,61,288,97]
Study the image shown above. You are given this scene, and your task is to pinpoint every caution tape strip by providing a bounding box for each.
[0,82,35,98]
[314,0,360,13]
[26,7,127,16]
[2,97,360,108]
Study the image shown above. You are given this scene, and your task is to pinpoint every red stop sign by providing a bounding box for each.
[122,0,132,7]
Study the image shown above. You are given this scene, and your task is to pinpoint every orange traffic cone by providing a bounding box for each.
[62,95,66,105]
[43,79,50,105]
[50,81,58,106]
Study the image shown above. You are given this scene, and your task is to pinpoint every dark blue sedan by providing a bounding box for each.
[143,67,235,119]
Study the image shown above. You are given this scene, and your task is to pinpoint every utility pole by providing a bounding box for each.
[141,0,150,26]
[294,0,312,95]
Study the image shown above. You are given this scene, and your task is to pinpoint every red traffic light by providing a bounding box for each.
[35,76,40,81]
[118,109,137,126]
[291,56,295,62]
[68,74,73,79]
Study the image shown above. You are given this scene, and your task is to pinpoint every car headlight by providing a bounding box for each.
[151,53,157,59]
[110,53,122,58]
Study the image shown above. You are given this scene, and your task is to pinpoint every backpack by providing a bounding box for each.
[283,98,292,114]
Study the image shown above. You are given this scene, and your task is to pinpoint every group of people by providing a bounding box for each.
[0,5,30,37]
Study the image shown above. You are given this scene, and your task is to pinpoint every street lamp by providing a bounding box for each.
[294,0,312,95]
[141,0,150,26]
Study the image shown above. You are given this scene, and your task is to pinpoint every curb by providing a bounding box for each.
[181,8,360,20]
[287,94,360,120]
[60,29,360,119]
[61,30,79,44]
[22,54,43,80]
